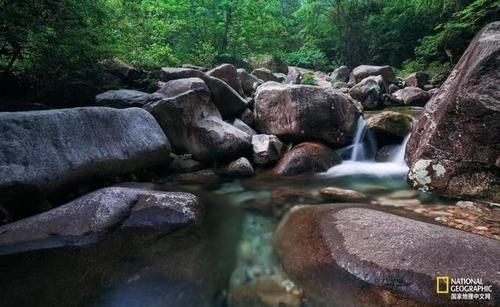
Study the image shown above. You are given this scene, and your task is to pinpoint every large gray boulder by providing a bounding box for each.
[392,86,432,106]
[275,205,500,306]
[207,63,244,96]
[0,187,202,255]
[155,77,209,98]
[95,89,163,108]
[349,75,385,110]
[237,69,263,96]
[159,68,247,118]
[406,22,500,202]
[330,65,350,83]
[352,65,395,84]
[0,108,171,211]
[144,90,251,162]
[254,82,360,146]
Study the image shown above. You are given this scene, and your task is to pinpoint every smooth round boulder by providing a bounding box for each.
[155,77,209,98]
[405,72,430,89]
[392,86,432,107]
[274,205,500,306]
[237,69,263,96]
[255,82,360,146]
[273,142,341,176]
[352,65,395,84]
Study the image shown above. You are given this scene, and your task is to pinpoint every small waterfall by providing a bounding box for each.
[350,117,377,161]
[390,134,410,164]
[323,119,410,178]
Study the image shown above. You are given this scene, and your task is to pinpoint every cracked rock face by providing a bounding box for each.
[0,187,202,255]
[274,205,500,306]
[406,22,500,202]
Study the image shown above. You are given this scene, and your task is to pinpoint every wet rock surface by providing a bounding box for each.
[275,205,500,306]
[406,22,500,201]
[0,187,202,255]
[273,142,341,176]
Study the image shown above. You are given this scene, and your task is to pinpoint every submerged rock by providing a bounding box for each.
[271,187,323,218]
[218,157,255,177]
[274,205,500,306]
[255,82,359,146]
[0,187,202,255]
[0,107,171,214]
[406,22,500,201]
[273,142,341,176]
[229,279,302,307]
[319,187,370,202]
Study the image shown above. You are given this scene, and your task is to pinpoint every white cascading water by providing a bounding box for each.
[324,117,410,177]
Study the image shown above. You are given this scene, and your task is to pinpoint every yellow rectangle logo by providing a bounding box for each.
[436,276,449,294]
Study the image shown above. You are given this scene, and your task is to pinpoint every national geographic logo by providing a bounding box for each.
[436,276,493,301]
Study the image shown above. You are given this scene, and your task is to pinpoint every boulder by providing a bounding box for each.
[352,65,395,84]
[181,63,206,71]
[232,118,256,136]
[252,134,285,166]
[217,157,254,177]
[405,72,430,89]
[273,142,341,176]
[271,187,323,218]
[95,89,163,108]
[207,63,244,95]
[0,187,201,255]
[159,68,247,118]
[237,69,263,96]
[274,205,500,306]
[406,22,500,201]
[168,154,205,173]
[155,77,209,98]
[255,82,360,146]
[251,68,280,82]
[319,187,370,202]
[366,111,414,138]
[145,90,251,162]
[330,66,350,83]
[349,75,385,110]
[0,108,171,213]
[392,86,432,107]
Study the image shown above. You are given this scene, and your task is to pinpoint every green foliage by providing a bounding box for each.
[300,72,317,86]
[0,0,497,88]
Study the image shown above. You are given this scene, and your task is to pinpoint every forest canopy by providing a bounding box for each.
[1,0,499,85]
